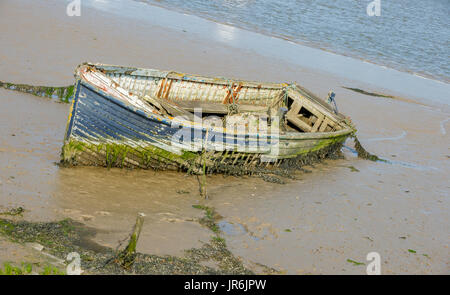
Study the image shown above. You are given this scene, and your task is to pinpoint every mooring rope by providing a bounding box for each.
[225,79,240,115]
[281,83,295,107]
[0,81,75,102]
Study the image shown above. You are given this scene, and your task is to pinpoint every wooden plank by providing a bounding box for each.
[285,100,313,132]
[319,118,330,132]
[143,95,195,119]
[286,112,312,132]
[143,95,167,115]
[175,100,268,114]
[289,100,302,114]
[311,114,324,133]
[269,91,286,108]
[291,93,324,120]
[156,78,166,98]
[163,79,173,99]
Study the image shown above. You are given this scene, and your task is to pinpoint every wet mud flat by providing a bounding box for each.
[0,205,277,275]
[1,82,448,275]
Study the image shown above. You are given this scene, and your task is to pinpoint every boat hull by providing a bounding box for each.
[62,80,352,172]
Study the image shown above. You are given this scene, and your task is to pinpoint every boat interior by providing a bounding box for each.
[77,63,347,134]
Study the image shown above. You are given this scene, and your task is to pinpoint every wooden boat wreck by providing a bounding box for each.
[62,63,355,175]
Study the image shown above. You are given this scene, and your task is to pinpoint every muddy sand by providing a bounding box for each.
[0,0,448,274]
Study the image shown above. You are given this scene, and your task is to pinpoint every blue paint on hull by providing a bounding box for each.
[65,82,274,152]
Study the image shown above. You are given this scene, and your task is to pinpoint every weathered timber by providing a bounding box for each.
[117,213,145,268]
[175,100,268,114]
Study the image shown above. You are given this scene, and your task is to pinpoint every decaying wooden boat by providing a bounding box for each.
[62,63,354,174]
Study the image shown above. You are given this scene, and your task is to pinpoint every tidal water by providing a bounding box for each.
[141,0,450,83]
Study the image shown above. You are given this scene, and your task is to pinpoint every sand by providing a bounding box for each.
[0,0,448,274]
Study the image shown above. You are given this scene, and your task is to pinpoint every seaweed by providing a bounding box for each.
[0,80,75,103]
[353,136,386,162]
[60,138,349,185]
[347,259,365,266]
[342,87,396,99]
[0,207,25,217]
[0,209,275,275]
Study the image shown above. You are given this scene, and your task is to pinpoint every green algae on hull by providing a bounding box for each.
[60,140,197,170]
[60,137,347,182]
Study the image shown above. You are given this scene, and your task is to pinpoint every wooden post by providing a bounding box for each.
[200,130,209,199]
[200,149,207,199]
[118,212,145,268]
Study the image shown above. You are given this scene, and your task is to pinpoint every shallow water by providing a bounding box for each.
[142,0,450,83]
[79,0,450,108]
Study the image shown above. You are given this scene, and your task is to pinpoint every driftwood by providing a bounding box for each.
[117,212,145,268]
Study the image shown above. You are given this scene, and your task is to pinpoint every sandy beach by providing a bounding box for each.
[0,0,448,274]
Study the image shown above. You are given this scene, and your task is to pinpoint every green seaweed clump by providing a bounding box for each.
[0,262,33,275]
[0,207,24,216]
[61,141,86,165]
[192,205,221,233]
[347,259,365,266]
[353,136,385,162]
[0,214,270,274]
[343,87,395,99]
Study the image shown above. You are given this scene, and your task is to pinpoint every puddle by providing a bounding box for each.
[383,159,439,172]
[218,220,246,236]
[342,144,439,172]
[218,220,268,241]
